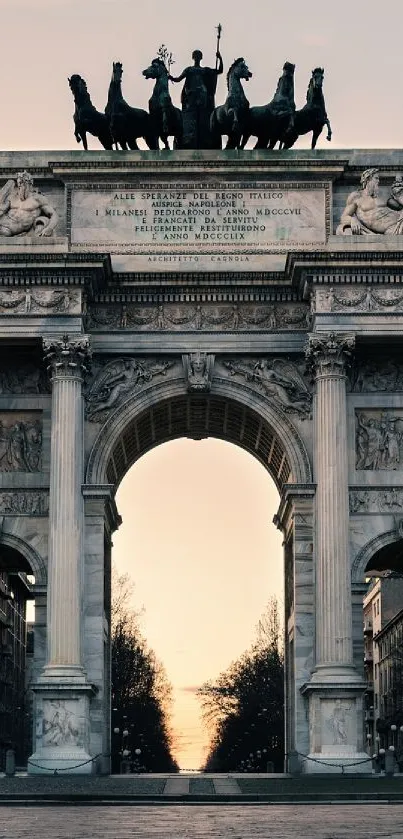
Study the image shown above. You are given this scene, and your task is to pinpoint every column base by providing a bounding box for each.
[300,680,368,774]
[28,678,96,775]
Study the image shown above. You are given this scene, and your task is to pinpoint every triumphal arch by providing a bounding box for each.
[0,150,402,773]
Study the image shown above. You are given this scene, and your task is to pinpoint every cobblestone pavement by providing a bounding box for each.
[1,804,403,839]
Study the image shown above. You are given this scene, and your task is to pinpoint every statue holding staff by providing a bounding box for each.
[169,24,223,149]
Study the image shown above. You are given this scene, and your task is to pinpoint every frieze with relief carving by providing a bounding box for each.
[0,490,49,515]
[356,411,403,471]
[0,289,81,315]
[0,413,42,472]
[350,488,403,514]
[219,357,312,417]
[86,302,311,332]
[0,359,50,394]
[350,358,403,392]
[85,356,177,422]
[315,287,403,314]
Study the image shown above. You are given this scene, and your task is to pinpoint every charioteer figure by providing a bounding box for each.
[169,45,223,149]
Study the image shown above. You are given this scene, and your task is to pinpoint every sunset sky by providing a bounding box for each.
[8,0,402,769]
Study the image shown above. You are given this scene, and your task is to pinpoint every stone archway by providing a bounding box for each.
[86,378,312,490]
[83,376,313,772]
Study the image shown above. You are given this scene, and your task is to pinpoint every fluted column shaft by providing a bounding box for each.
[43,335,90,674]
[307,333,355,675]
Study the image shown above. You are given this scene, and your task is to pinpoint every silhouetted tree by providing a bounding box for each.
[111,569,178,773]
[199,597,284,772]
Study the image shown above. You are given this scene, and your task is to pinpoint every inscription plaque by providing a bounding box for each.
[71,183,327,253]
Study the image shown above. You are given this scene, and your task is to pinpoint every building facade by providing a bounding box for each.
[0,571,33,766]
[0,150,402,772]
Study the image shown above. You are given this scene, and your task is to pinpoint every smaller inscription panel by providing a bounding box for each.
[71,183,327,251]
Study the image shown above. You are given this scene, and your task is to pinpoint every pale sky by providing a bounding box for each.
[11,0,400,769]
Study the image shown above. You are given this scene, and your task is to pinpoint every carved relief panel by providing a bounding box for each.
[0,412,42,472]
[355,410,403,471]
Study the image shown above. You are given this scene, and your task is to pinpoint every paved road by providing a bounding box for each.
[1,804,403,839]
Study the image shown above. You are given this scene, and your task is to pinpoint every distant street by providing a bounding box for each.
[1,804,403,839]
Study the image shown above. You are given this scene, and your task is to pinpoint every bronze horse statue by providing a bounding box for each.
[142,58,183,149]
[240,62,295,149]
[281,67,332,149]
[210,57,252,149]
[105,62,158,150]
[68,74,113,150]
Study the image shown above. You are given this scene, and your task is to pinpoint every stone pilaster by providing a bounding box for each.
[29,335,95,774]
[302,333,367,772]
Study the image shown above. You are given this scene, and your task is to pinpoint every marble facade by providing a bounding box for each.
[0,150,401,773]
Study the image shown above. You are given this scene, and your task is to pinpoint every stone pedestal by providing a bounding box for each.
[29,336,95,774]
[303,334,367,773]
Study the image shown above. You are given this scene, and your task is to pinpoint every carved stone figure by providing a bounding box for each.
[0,415,42,473]
[0,172,58,237]
[105,62,158,151]
[182,352,214,392]
[169,49,223,149]
[356,412,403,470]
[142,58,183,150]
[210,58,252,150]
[349,490,370,513]
[43,700,80,748]
[86,357,175,421]
[0,361,49,394]
[68,74,113,151]
[329,700,350,746]
[223,357,311,417]
[240,62,295,150]
[337,169,403,235]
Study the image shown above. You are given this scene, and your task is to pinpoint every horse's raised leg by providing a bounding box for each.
[81,131,88,151]
[240,133,250,149]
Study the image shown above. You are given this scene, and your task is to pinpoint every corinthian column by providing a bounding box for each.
[29,335,94,774]
[306,333,357,681]
[42,334,91,678]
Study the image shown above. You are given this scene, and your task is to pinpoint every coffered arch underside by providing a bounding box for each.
[86,377,312,492]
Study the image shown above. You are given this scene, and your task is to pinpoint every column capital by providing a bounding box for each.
[306,332,355,378]
[43,334,91,379]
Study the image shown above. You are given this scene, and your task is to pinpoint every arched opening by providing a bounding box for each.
[112,437,283,770]
[0,544,35,769]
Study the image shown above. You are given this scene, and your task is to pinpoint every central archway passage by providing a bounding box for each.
[104,395,293,492]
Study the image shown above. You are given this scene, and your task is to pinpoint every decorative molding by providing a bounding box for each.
[43,334,91,379]
[182,353,215,392]
[356,411,403,471]
[85,356,178,422]
[218,356,312,418]
[306,332,355,377]
[0,289,81,315]
[86,302,311,332]
[315,286,403,314]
